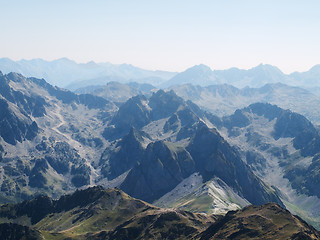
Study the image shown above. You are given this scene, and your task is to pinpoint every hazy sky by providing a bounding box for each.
[1,0,320,73]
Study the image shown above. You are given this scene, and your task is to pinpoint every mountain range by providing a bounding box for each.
[1,69,320,236]
[164,63,320,90]
[2,58,320,92]
[0,58,176,88]
[77,81,320,125]
[169,82,320,125]
[0,71,281,210]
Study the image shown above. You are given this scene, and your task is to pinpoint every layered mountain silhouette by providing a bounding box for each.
[163,63,320,89]
[0,58,176,88]
[3,58,320,92]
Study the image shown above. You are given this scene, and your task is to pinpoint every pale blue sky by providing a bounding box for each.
[0,0,319,73]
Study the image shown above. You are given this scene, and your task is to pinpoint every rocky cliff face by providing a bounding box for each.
[100,127,147,180]
[121,141,196,202]
[187,125,282,206]
[0,98,38,145]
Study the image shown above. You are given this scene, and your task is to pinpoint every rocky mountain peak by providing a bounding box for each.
[187,124,283,206]
[149,89,183,103]
[250,64,284,76]
[6,72,25,83]
[187,64,212,73]
[121,140,195,202]
[162,64,218,87]
[189,124,222,148]
[100,127,147,179]
[149,90,185,120]
[106,95,151,138]
[244,102,283,120]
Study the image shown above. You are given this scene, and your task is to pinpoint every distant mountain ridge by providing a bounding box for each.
[2,58,320,90]
[0,58,177,88]
[161,64,220,88]
[164,63,320,89]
